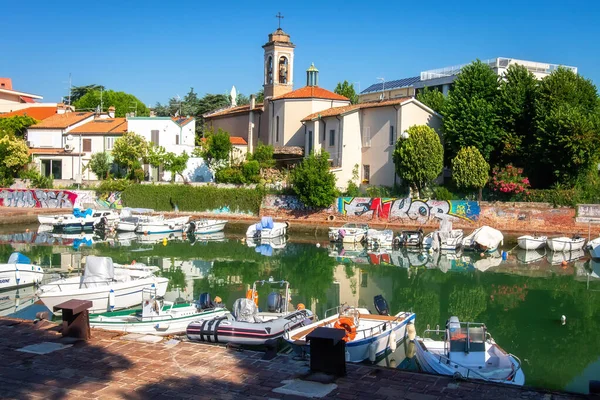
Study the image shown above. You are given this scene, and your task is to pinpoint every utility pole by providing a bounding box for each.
[68,73,72,106]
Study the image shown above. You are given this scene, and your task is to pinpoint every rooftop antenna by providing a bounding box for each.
[62,73,73,105]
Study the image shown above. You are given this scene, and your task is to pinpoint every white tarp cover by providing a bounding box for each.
[473,226,504,249]
[81,256,114,288]
[232,298,258,322]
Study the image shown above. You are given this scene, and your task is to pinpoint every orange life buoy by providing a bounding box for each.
[246,290,259,306]
[334,317,357,342]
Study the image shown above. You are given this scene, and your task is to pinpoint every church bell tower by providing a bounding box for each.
[263,20,295,99]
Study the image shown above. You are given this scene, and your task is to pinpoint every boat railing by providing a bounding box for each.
[283,313,318,337]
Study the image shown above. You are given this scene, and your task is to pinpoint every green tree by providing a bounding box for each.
[344,164,361,196]
[496,64,538,166]
[145,144,167,168]
[290,151,338,208]
[250,143,275,169]
[533,67,600,186]
[73,89,149,117]
[443,60,501,162]
[452,146,489,200]
[0,115,38,138]
[416,87,446,114]
[86,152,112,180]
[112,132,149,179]
[242,160,260,183]
[393,125,443,197]
[334,80,358,104]
[235,93,250,106]
[0,135,29,185]
[163,152,190,182]
[64,84,105,104]
[198,129,232,166]
[256,89,265,103]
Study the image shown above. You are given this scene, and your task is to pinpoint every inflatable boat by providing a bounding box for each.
[187,279,313,346]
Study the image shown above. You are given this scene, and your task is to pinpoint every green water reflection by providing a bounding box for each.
[1,230,599,394]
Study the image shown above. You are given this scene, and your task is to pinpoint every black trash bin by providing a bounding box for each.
[306,327,346,376]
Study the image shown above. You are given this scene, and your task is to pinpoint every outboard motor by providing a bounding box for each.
[198,292,211,309]
[267,292,283,313]
[374,295,389,315]
[187,221,196,235]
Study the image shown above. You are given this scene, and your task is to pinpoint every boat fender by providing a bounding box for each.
[327,215,335,221]
[368,342,377,363]
[407,323,416,341]
[334,317,357,342]
[188,222,196,234]
[405,340,416,358]
[389,330,397,352]
[296,303,305,311]
[109,289,116,310]
[15,267,20,284]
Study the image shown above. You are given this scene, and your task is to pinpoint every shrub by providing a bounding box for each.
[215,167,245,184]
[344,164,361,197]
[432,186,455,201]
[251,143,275,169]
[121,185,264,214]
[20,167,53,189]
[452,146,489,200]
[290,151,338,208]
[365,186,393,198]
[489,164,530,196]
[87,152,112,180]
[242,160,260,183]
[96,179,132,194]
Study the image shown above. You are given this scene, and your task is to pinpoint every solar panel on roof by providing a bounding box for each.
[361,76,421,94]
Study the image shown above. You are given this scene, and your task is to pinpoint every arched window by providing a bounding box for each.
[266,56,273,84]
[278,56,288,84]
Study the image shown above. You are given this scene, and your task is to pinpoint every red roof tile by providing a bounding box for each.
[70,118,127,134]
[204,103,264,118]
[29,112,94,129]
[301,98,413,121]
[200,136,247,145]
[274,86,349,101]
[0,106,57,121]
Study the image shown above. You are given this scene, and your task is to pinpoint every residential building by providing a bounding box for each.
[0,78,55,113]
[358,57,578,102]
[127,116,195,155]
[0,106,60,122]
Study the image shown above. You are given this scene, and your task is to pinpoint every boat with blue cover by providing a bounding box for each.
[246,217,288,239]
[39,208,119,231]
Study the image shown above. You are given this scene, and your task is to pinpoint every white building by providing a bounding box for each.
[127,116,196,155]
[0,77,57,114]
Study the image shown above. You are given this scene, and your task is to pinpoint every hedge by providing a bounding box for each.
[121,184,264,214]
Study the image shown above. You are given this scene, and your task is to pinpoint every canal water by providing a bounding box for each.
[1,225,599,395]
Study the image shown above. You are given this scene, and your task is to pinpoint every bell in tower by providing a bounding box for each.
[262,16,295,99]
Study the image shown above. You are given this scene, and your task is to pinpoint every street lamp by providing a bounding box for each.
[377,77,385,100]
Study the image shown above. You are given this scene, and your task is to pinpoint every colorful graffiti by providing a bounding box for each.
[337,197,480,222]
[96,192,123,209]
[0,189,78,208]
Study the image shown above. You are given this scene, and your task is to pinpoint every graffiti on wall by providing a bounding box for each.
[337,197,480,222]
[0,189,79,208]
[96,192,123,209]
[262,195,312,211]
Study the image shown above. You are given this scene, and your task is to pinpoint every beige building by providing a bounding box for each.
[0,77,58,114]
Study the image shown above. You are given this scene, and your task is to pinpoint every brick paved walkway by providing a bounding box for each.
[0,318,583,400]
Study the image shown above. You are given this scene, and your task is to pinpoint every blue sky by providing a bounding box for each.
[2,0,599,106]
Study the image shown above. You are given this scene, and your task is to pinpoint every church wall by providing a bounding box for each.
[205,113,250,142]
[360,107,398,188]
[332,112,361,190]
[399,101,442,135]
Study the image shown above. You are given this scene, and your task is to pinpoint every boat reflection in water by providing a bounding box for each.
[246,236,287,257]
[0,285,37,317]
[516,248,546,264]
[547,249,586,265]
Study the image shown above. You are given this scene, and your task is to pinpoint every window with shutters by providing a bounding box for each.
[106,137,115,150]
[363,126,371,147]
[151,130,159,145]
[329,129,335,147]
[82,139,92,152]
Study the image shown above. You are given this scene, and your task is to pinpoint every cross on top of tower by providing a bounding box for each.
[275,12,284,29]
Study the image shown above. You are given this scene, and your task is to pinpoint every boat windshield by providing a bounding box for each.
[449,323,486,352]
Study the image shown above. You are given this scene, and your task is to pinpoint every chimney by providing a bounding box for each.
[56,103,67,114]
[108,106,116,118]
[250,94,256,110]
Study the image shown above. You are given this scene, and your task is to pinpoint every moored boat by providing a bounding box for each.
[414,316,524,386]
[40,208,119,231]
[463,226,504,253]
[188,219,228,234]
[424,218,463,251]
[517,235,547,250]
[36,256,168,313]
[137,216,190,235]
[90,291,228,336]
[0,252,44,290]
[187,279,312,346]
[246,217,288,239]
[366,229,394,248]
[546,236,586,252]
[284,295,415,363]
[116,208,159,232]
[328,223,369,243]
[394,229,424,247]
[586,237,600,259]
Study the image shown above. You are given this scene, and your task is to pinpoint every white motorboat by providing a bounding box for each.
[366,229,394,248]
[117,208,159,232]
[284,295,415,363]
[586,237,600,259]
[414,316,525,386]
[38,208,119,231]
[547,249,585,265]
[515,248,545,264]
[0,253,44,290]
[246,217,288,239]
[137,216,190,234]
[90,290,228,336]
[36,256,168,313]
[517,235,547,250]
[329,223,369,243]
[463,226,504,253]
[187,279,312,346]
[188,219,228,234]
[394,230,425,247]
[424,218,463,251]
[546,236,586,252]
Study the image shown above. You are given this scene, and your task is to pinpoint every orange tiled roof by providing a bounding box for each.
[70,118,127,134]
[200,136,247,145]
[28,148,82,156]
[171,116,194,126]
[29,112,94,129]
[301,98,412,122]
[0,106,57,121]
[273,86,349,101]
[204,103,264,118]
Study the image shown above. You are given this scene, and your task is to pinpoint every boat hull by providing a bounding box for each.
[246,223,288,239]
[517,236,547,250]
[137,217,190,234]
[90,306,228,336]
[0,264,44,290]
[37,276,169,314]
[191,220,228,234]
[546,237,586,252]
